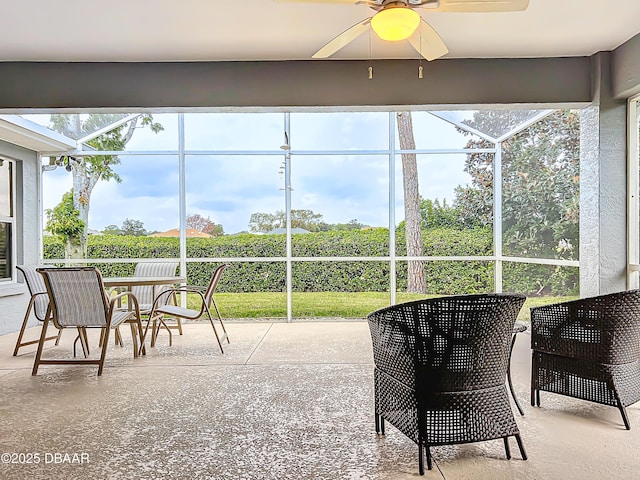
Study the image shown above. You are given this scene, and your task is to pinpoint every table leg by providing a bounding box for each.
[508,331,525,416]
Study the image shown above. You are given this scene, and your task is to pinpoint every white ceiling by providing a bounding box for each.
[2,0,640,62]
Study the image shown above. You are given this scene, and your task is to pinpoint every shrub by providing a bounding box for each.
[43,226,577,295]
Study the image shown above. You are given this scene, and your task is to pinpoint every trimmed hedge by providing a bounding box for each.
[43,226,577,295]
[395,227,494,294]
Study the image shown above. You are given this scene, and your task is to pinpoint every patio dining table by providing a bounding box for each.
[103,275,187,352]
[102,275,187,289]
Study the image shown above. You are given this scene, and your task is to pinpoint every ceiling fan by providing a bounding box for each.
[277,0,529,61]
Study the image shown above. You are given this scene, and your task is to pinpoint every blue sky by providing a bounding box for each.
[37,112,478,234]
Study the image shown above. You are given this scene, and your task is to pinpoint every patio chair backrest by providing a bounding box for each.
[367,293,526,392]
[16,264,50,321]
[38,267,109,328]
[531,289,640,365]
[131,262,179,306]
[203,264,228,306]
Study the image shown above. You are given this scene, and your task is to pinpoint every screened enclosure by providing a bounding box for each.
[30,109,581,320]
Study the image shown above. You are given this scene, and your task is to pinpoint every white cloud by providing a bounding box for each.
[40,112,480,235]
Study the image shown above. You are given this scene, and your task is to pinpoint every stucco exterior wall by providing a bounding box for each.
[0,140,40,336]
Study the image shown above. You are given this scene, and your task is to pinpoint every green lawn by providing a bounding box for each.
[196,292,578,322]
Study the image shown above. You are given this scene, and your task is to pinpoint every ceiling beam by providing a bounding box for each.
[0,57,592,111]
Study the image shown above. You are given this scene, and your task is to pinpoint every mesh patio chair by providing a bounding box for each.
[33,267,144,376]
[367,293,527,475]
[531,290,640,429]
[126,262,180,343]
[130,261,180,314]
[13,265,62,356]
[142,263,229,354]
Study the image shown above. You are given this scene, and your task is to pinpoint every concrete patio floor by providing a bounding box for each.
[0,320,638,480]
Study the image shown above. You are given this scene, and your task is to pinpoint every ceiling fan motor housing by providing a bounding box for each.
[371,4,422,41]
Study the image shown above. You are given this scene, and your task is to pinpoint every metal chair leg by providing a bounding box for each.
[204,307,224,354]
[13,301,61,356]
[128,322,139,359]
[515,434,528,460]
[114,327,124,347]
[375,413,386,434]
[617,399,631,430]
[79,327,90,357]
[12,306,32,356]
[155,318,172,346]
[54,327,63,345]
[32,318,52,376]
[97,327,111,376]
[531,353,541,407]
[504,437,512,459]
[211,298,230,343]
[135,317,146,357]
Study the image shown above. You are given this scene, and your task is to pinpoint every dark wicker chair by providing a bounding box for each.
[367,293,527,475]
[530,290,640,430]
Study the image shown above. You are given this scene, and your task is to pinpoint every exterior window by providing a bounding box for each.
[0,159,14,281]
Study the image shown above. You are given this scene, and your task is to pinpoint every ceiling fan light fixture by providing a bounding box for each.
[371,6,421,42]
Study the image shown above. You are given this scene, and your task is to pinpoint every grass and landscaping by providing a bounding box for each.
[198,291,577,322]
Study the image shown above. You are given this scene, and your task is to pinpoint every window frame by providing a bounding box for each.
[0,156,16,283]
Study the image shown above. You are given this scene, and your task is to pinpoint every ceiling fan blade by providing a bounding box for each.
[437,0,529,12]
[273,0,357,4]
[312,18,371,58]
[407,19,449,61]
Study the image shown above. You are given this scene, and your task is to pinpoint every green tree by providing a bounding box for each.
[248,209,326,233]
[50,114,163,257]
[186,213,224,237]
[45,190,85,257]
[248,212,279,233]
[420,198,463,229]
[102,224,122,235]
[397,198,463,231]
[454,110,579,260]
[208,224,224,237]
[331,219,366,231]
[290,209,325,232]
[121,218,147,237]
